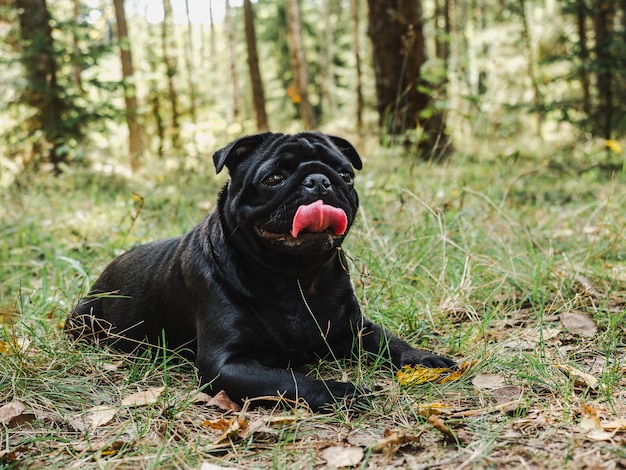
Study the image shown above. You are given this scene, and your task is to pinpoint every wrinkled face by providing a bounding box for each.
[214,132,362,255]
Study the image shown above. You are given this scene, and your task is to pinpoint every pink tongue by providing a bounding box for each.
[291,200,348,238]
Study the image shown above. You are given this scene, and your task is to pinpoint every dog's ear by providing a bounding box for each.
[213,132,274,174]
[327,135,363,171]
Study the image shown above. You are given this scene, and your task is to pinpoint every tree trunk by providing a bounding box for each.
[146,20,164,157]
[434,0,450,70]
[162,0,181,150]
[367,0,449,157]
[224,0,240,121]
[285,0,317,130]
[350,0,364,133]
[519,0,543,138]
[318,0,337,118]
[184,0,198,133]
[575,0,591,117]
[591,0,613,140]
[71,0,84,94]
[14,0,69,171]
[243,0,268,131]
[113,0,144,170]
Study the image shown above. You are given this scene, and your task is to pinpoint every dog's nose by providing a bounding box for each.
[303,174,332,196]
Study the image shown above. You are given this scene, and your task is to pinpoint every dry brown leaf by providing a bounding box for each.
[428,415,471,444]
[371,428,422,453]
[472,373,506,390]
[206,390,241,412]
[579,405,615,441]
[573,274,602,298]
[578,404,626,441]
[69,405,117,432]
[199,463,239,470]
[202,417,248,443]
[0,401,25,426]
[103,360,124,372]
[557,364,598,389]
[561,311,597,337]
[238,415,296,439]
[428,415,455,440]
[121,387,164,407]
[320,445,364,468]
[416,402,453,417]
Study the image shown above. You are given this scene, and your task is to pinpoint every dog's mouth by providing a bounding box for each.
[254,200,348,247]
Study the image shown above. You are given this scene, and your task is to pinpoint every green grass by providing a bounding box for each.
[1,137,625,468]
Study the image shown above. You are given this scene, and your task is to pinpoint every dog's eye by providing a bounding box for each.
[339,172,353,184]
[263,174,285,186]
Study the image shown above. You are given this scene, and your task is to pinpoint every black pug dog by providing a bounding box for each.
[66,131,455,411]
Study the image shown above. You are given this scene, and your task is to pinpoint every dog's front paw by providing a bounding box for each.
[306,380,370,412]
[401,350,456,369]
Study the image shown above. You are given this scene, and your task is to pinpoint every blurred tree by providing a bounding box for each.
[162,0,181,150]
[243,0,268,131]
[70,0,84,94]
[14,0,73,172]
[113,0,144,170]
[350,0,364,133]
[184,0,198,139]
[367,0,450,158]
[517,0,544,138]
[286,0,317,129]
[225,0,241,121]
[549,0,625,140]
[146,19,165,158]
[591,0,614,141]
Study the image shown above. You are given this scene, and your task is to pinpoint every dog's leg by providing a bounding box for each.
[198,360,362,411]
[357,317,455,369]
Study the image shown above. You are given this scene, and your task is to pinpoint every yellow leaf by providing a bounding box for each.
[604,139,622,154]
[397,360,475,387]
[396,365,449,386]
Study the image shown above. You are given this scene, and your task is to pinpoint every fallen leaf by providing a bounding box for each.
[573,274,602,298]
[578,404,626,441]
[397,361,473,387]
[199,463,239,470]
[69,405,117,432]
[202,417,248,443]
[371,428,421,453]
[561,311,597,337]
[472,373,506,390]
[397,365,449,386]
[121,387,164,407]
[415,402,453,417]
[0,401,25,426]
[557,364,598,389]
[193,392,212,404]
[238,415,296,439]
[206,390,241,412]
[579,405,615,441]
[428,415,471,444]
[103,360,124,372]
[320,445,364,468]
[440,360,477,384]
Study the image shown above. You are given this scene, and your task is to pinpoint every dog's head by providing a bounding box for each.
[213,132,362,256]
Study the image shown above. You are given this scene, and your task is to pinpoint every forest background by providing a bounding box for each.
[0,0,625,468]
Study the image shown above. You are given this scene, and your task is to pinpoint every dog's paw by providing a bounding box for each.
[306,380,370,412]
[401,350,456,369]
